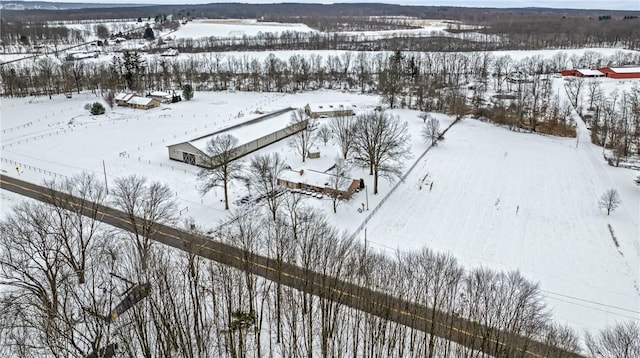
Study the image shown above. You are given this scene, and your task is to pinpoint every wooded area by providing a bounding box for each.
[3,173,636,357]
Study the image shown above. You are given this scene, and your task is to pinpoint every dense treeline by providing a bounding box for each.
[2,4,639,52]
[2,173,637,357]
[2,48,639,148]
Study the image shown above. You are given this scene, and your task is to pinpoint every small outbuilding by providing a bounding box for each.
[304,102,355,119]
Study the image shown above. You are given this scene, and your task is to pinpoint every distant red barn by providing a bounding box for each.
[560,70,577,76]
[598,67,640,79]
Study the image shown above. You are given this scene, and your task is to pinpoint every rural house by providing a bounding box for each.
[277,168,361,199]
[114,92,135,106]
[127,96,160,110]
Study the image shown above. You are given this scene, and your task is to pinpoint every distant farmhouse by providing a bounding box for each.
[160,48,179,57]
[168,108,302,167]
[127,96,160,110]
[114,92,162,109]
[304,102,355,118]
[560,66,640,79]
[277,168,361,199]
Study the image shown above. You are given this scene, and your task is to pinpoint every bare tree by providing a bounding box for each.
[247,152,287,221]
[565,77,585,111]
[585,321,640,358]
[288,109,317,162]
[327,157,352,213]
[352,111,411,194]
[111,175,178,271]
[329,115,356,159]
[418,112,431,123]
[598,189,621,215]
[421,116,441,146]
[197,134,244,210]
[317,124,332,146]
[44,172,106,284]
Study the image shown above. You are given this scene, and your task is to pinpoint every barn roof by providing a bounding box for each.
[306,102,354,113]
[127,96,158,106]
[115,92,134,101]
[576,69,603,76]
[188,109,294,152]
[608,67,640,74]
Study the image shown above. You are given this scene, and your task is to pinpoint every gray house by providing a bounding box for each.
[168,108,305,168]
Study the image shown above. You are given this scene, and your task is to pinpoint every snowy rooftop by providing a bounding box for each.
[189,109,294,151]
[278,168,356,192]
[127,96,157,106]
[306,102,353,113]
[576,69,603,76]
[609,67,640,73]
[115,92,134,101]
[150,91,171,97]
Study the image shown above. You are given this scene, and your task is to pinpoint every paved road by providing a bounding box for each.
[0,174,584,358]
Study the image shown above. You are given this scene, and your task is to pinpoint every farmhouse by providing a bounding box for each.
[167,108,302,167]
[598,67,640,79]
[277,168,361,199]
[114,92,135,106]
[160,48,179,57]
[127,96,161,110]
[304,102,355,118]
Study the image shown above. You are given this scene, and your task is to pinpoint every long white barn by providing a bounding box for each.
[167,108,302,167]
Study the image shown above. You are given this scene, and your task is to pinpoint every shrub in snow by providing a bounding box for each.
[90,102,106,115]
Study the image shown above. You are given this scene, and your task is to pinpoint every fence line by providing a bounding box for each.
[0,157,71,180]
[349,116,461,241]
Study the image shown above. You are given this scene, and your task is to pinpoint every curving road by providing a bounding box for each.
[0,174,584,358]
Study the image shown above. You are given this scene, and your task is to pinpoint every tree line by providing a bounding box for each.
[2,47,639,154]
[2,172,637,357]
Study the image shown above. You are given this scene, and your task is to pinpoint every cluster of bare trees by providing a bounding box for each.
[5,172,637,357]
[4,47,638,98]
[580,80,640,166]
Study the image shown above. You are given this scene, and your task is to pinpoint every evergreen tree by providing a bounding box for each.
[182,84,193,101]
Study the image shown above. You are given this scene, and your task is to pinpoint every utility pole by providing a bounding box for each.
[102,160,108,194]
[365,185,369,210]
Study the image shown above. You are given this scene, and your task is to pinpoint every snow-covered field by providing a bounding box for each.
[169,19,316,39]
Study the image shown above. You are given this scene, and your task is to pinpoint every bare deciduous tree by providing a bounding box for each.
[288,109,317,162]
[352,111,411,194]
[317,124,332,146]
[598,189,621,215]
[327,157,352,213]
[421,116,441,146]
[111,175,178,271]
[247,152,287,221]
[329,115,356,159]
[197,134,244,210]
[44,172,106,284]
[585,321,640,358]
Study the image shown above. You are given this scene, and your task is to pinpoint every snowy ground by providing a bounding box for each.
[168,19,317,39]
[1,88,639,335]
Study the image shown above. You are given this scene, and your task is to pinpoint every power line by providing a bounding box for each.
[541,290,639,315]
